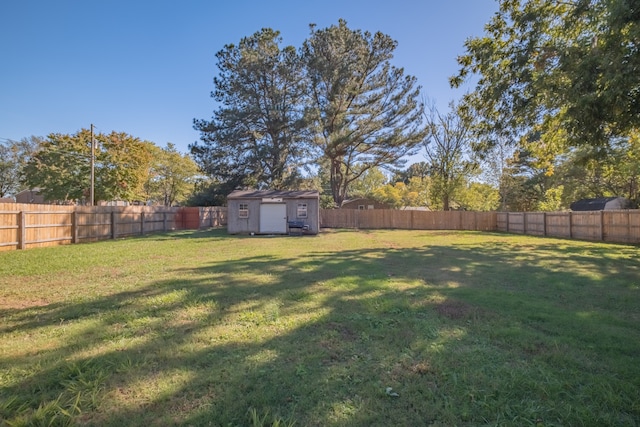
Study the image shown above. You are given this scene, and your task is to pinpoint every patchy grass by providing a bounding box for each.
[0,229,639,426]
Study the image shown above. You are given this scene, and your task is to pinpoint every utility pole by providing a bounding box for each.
[90,124,95,206]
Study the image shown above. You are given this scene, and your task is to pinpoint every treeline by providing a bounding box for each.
[0,132,200,206]
[190,1,640,210]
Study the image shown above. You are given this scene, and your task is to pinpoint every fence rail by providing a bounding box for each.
[0,204,229,251]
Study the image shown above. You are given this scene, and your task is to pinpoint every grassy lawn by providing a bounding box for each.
[0,229,639,426]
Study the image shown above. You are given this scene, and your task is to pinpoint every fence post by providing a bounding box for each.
[543,212,547,236]
[523,213,528,235]
[111,211,117,239]
[600,211,604,241]
[568,212,573,239]
[506,212,510,233]
[72,211,79,244]
[18,211,26,250]
[163,212,167,231]
[140,211,145,235]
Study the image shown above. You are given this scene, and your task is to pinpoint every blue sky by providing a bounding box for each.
[1,1,498,155]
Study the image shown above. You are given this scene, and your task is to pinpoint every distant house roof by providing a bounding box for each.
[570,197,631,211]
[14,188,46,204]
[227,190,319,200]
[341,198,391,209]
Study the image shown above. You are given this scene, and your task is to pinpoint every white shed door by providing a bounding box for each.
[260,203,287,234]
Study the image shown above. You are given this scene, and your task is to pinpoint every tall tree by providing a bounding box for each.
[23,131,93,202]
[452,0,640,151]
[303,19,427,207]
[192,28,310,190]
[98,131,154,202]
[23,129,155,203]
[423,102,477,211]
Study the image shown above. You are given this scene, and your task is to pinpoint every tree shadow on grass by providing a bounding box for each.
[1,231,639,426]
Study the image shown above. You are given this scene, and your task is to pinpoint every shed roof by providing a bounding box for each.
[570,196,630,211]
[227,190,319,200]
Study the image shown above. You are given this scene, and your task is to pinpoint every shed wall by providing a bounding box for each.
[227,197,319,235]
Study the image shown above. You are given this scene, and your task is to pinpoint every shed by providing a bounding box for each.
[570,196,632,211]
[227,190,320,235]
[341,198,391,210]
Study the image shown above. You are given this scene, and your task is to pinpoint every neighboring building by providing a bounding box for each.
[227,190,320,235]
[14,189,46,204]
[341,198,391,210]
[0,197,15,203]
[570,196,633,211]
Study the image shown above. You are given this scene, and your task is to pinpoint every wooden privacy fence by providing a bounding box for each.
[320,209,498,231]
[3,203,637,249]
[0,203,228,251]
[173,207,228,229]
[321,208,640,244]
[497,210,640,244]
[199,206,228,229]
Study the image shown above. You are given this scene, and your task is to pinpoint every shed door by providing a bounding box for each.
[260,203,287,234]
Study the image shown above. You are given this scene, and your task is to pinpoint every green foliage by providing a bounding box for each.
[423,103,478,211]
[374,176,430,208]
[303,20,427,207]
[0,136,43,198]
[98,131,154,202]
[347,166,388,199]
[192,28,310,190]
[373,183,404,208]
[22,130,156,204]
[454,0,640,150]
[186,178,235,206]
[498,129,640,210]
[499,148,551,211]
[0,149,16,198]
[145,143,200,206]
[537,185,564,211]
[457,182,500,211]
[193,20,428,206]
[23,130,94,202]
[393,161,430,184]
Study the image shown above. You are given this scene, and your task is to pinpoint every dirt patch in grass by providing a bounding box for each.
[0,296,49,309]
[435,299,476,320]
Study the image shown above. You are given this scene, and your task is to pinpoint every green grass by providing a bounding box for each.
[0,229,639,426]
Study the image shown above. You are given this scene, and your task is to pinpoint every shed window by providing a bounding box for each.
[358,205,365,210]
[297,203,308,218]
[238,203,249,218]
